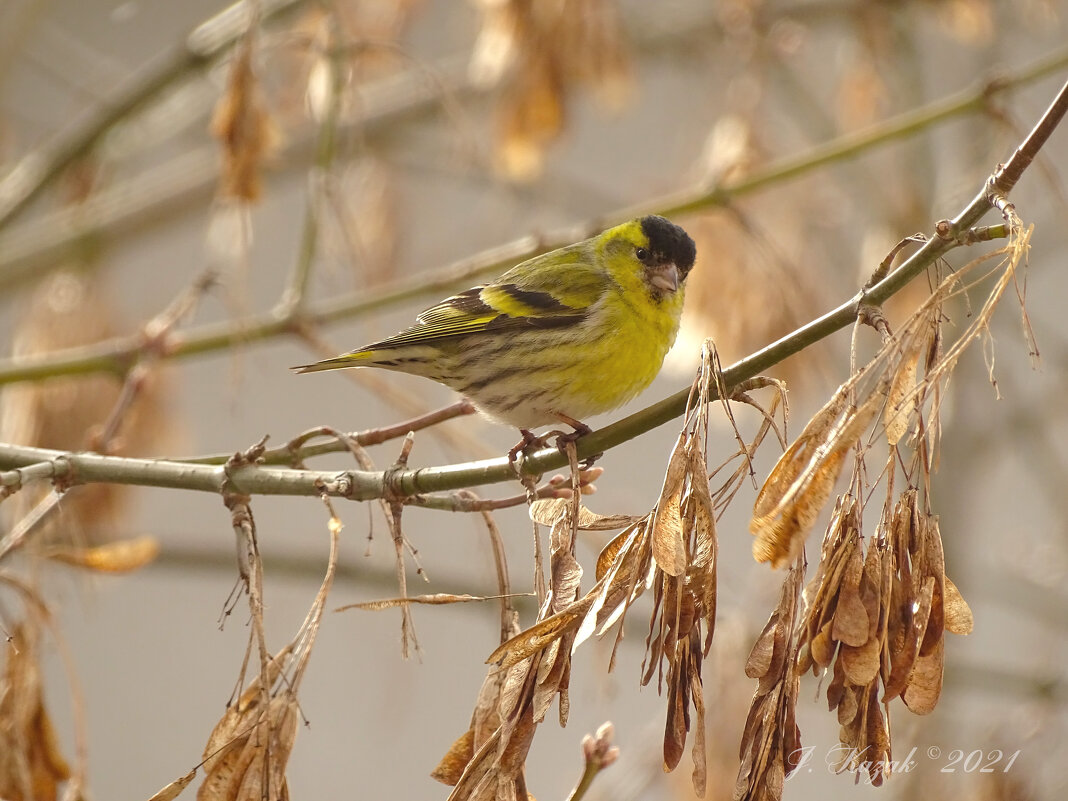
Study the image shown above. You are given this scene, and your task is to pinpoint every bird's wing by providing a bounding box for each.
[368,253,606,350]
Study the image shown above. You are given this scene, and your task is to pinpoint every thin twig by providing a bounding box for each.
[458,492,516,643]
[0,0,309,231]
[991,76,1068,198]
[319,425,421,656]
[405,467,601,512]
[0,4,725,287]
[181,401,475,466]
[0,490,63,563]
[277,14,346,317]
[0,75,1063,499]
[0,50,1064,385]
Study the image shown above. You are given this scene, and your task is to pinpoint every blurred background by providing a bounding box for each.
[1,0,1067,799]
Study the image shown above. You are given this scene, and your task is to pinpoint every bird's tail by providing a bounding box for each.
[291,351,373,374]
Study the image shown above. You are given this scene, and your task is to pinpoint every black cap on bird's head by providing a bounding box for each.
[639,215,697,280]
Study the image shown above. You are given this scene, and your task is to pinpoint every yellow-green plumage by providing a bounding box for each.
[294,216,697,432]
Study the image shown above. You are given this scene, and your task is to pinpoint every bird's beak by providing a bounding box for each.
[648,262,679,293]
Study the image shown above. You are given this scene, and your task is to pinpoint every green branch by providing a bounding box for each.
[0,72,1062,503]
[0,442,384,499]
[0,0,309,232]
[2,44,1066,387]
[0,5,722,289]
[0,219,1009,501]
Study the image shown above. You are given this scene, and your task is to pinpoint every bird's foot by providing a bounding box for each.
[551,414,601,467]
[508,418,601,469]
[508,429,546,465]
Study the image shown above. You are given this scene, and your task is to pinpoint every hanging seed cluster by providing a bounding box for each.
[735,227,1030,799]
[436,346,747,798]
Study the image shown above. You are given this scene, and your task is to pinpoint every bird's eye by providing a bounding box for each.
[635,247,649,261]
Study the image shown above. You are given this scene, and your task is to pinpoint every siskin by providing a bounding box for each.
[294,215,696,454]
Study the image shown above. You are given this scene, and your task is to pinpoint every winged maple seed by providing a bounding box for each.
[198,506,340,801]
[209,30,279,204]
[735,555,805,801]
[0,621,74,801]
[785,488,972,788]
[883,324,926,447]
[42,536,160,573]
[438,474,591,800]
[748,230,996,570]
[640,431,718,795]
[437,490,590,801]
[794,494,891,785]
[429,610,520,788]
[748,280,975,790]
[749,382,883,568]
[198,646,298,801]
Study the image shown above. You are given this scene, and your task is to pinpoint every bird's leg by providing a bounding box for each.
[551,412,601,466]
[508,415,600,466]
[508,429,544,464]
[552,413,591,445]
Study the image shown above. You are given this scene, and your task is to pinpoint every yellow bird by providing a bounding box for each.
[295,215,696,454]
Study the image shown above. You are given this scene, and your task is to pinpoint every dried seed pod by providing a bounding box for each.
[884,353,918,445]
[751,387,882,568]
[210,36,279,203]
[472,0,632,179]
[735,557,805,801]
[943,576,973,635]
[0,623,72,801]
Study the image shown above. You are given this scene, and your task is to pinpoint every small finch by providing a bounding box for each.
[295,216,696,454]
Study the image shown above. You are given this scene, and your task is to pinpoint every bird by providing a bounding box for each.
[294,215,696,458]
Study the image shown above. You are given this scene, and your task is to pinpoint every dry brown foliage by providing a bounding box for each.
[435,347,753,798]
[735,555,805,801]
[0,269,167,547]
[211,31,279,204]
[39,535,160,573]
[734,223,1030,797]
[0,3,1060,800]
[0,621,73,801]
[470,0,631,179]
[750,382,883,569]
[196,500,342,801]
[198,646,299,801]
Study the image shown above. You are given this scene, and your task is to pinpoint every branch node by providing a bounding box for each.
[857,304,893,342]
[383,468,408,505]
[50,455,75,493]
[985,176,1022,230]
[236,436,270,466]
[313,476,330,499]
[980,73,1009,103]
[324,472,355,499]
[221,436,269,495]
[222,489,252,515]
[1,470,23,497]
